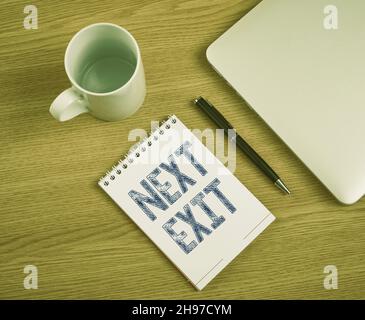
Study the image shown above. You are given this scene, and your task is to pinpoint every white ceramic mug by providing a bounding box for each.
[50,23,146,122]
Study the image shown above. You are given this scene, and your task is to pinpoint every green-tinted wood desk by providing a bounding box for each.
[1,0,364,299]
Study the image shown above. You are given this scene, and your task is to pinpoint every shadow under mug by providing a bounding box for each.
[50,23,146,122]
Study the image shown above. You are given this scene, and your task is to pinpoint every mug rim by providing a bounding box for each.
[64,22,142,97]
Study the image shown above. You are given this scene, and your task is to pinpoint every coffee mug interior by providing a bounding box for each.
[66,24,138,94]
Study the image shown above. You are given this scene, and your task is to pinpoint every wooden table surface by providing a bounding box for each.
[1,0,364,299]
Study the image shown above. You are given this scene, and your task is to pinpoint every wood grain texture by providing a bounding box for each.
[0,0,364,299]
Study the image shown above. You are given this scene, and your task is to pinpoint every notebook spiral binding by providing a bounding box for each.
[99,114,177,186]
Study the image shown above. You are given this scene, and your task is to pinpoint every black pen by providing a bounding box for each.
[194,96,290,194]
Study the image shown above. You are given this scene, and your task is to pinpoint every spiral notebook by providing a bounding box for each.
[99,115,275,290]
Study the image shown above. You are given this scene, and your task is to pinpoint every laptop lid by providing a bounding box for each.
[207,0,365,204]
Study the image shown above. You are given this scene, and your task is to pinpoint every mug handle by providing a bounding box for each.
[50,88,89,122]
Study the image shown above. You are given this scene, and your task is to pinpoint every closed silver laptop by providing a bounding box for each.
[207,0,365,204]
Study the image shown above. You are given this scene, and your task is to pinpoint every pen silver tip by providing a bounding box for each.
[275,179,291,195]
[193,97,202,105]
